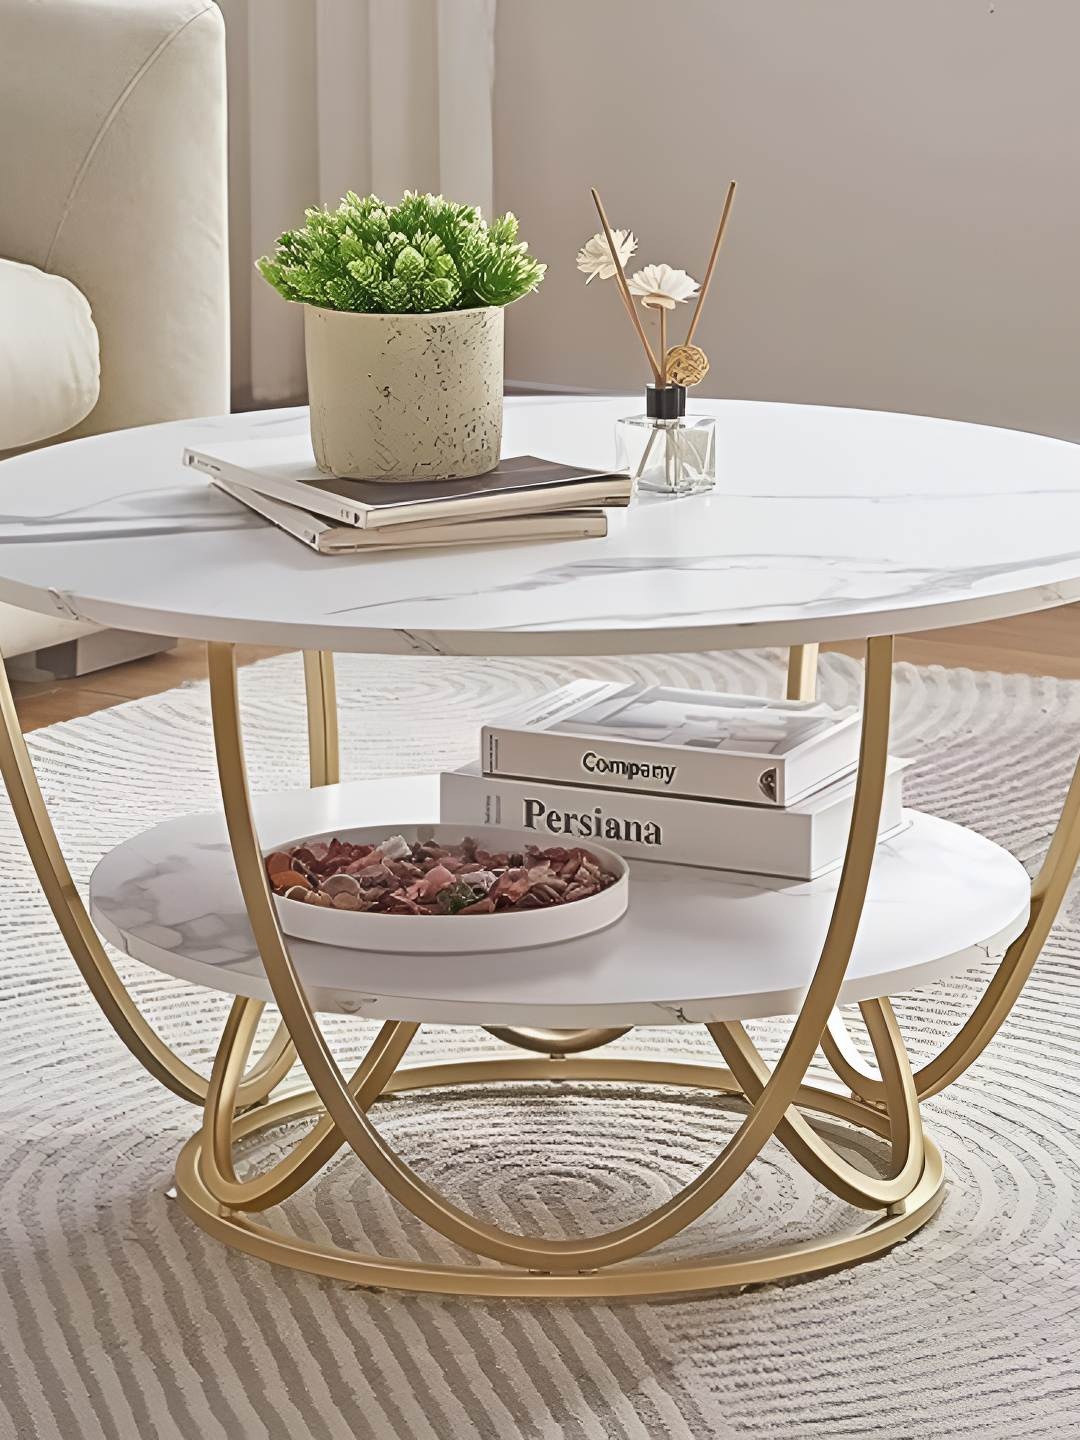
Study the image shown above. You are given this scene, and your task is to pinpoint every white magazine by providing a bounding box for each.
[211,475,608,552]
[184,437,629,530]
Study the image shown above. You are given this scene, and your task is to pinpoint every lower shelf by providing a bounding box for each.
[88,774,1030,1026]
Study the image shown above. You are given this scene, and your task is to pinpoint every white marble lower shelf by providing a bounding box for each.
[88,775,1031,1026]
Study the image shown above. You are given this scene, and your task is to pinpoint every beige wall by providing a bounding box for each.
[494,0,1080,439]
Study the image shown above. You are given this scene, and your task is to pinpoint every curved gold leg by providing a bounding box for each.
[232,1014,299,1109]
[204,635,899,1279]
[176,1050,945,1299]
[238,650,342,1090]
[0,649,306,1106]
[823,737,1080,1103]
[198,996,417,1211]
[224,648,344,1096]
[0,650,215,1103]
[205,647,349,1102]
[710,998,923,1209]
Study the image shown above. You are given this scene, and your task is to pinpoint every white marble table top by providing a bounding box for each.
[1,398,1078,656]
[88,775,1030,1025]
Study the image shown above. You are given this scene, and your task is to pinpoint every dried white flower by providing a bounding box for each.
[576,229,637,283]
[628,263,700,310]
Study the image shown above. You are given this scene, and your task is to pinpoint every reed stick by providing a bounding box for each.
[684,179,737,348]
[590,187,662,383]
[658,307,667,385]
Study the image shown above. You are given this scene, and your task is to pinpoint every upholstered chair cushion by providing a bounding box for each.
[0,257,100,450]
[0,0,228,440]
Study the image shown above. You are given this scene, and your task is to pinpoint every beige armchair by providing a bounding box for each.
[0,0,228,671]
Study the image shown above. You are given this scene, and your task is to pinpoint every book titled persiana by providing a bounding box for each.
[482,681,864,808]
[441,761,909,881]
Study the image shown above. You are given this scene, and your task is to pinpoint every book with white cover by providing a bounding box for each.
[441,760,910,881]
[482,682,863,807]
[211,475,609,553]
[184,435,630,530]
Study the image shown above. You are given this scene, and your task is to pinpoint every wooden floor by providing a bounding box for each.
[827,604,1080,679]
[10,643,284,730]
[8,605,1080,730]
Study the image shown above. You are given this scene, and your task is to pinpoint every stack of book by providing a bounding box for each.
[183,436,630,553]
[440,681,910,881]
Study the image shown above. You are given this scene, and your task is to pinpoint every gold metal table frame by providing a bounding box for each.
[1,636,1074,1300]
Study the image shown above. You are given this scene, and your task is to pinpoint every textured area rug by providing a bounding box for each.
[1,650,1078,1439]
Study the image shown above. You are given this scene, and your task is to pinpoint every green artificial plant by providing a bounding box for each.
[257,191,545,315]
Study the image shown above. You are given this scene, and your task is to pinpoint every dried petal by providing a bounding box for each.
[418,864,455,899]
[322,873,361,897]
[271,869,310,892]
[458,896,496,915]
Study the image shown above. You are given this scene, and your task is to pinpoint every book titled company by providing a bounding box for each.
[441,761,910,881]
[482,681,863,807]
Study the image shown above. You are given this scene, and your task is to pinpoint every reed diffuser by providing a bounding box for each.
[578,181,736,495]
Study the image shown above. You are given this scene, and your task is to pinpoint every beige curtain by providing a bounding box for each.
[219,0,496,409]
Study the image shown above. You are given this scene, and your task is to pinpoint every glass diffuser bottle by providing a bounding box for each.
[579,178,737,500]
[616,382,716,496]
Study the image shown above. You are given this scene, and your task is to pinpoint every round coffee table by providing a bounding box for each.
[2,396,1079,1299]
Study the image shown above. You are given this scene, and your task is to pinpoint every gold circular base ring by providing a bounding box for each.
[173,1057,945,1300]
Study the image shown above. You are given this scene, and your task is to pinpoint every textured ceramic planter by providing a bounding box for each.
[304,304,504,481]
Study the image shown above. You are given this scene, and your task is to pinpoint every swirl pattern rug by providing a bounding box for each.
[1,650,1078,1439]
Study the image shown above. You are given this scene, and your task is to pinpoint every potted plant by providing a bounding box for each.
[257,191,546,481]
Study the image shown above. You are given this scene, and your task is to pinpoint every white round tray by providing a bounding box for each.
[268,823,629,954]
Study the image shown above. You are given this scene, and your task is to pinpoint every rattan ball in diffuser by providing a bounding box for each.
[664,344,709,387]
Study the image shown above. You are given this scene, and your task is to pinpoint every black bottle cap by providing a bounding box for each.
[645,384,686,420]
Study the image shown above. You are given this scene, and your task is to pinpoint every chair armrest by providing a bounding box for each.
[0,0,229,438]
[0,259,99,450]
